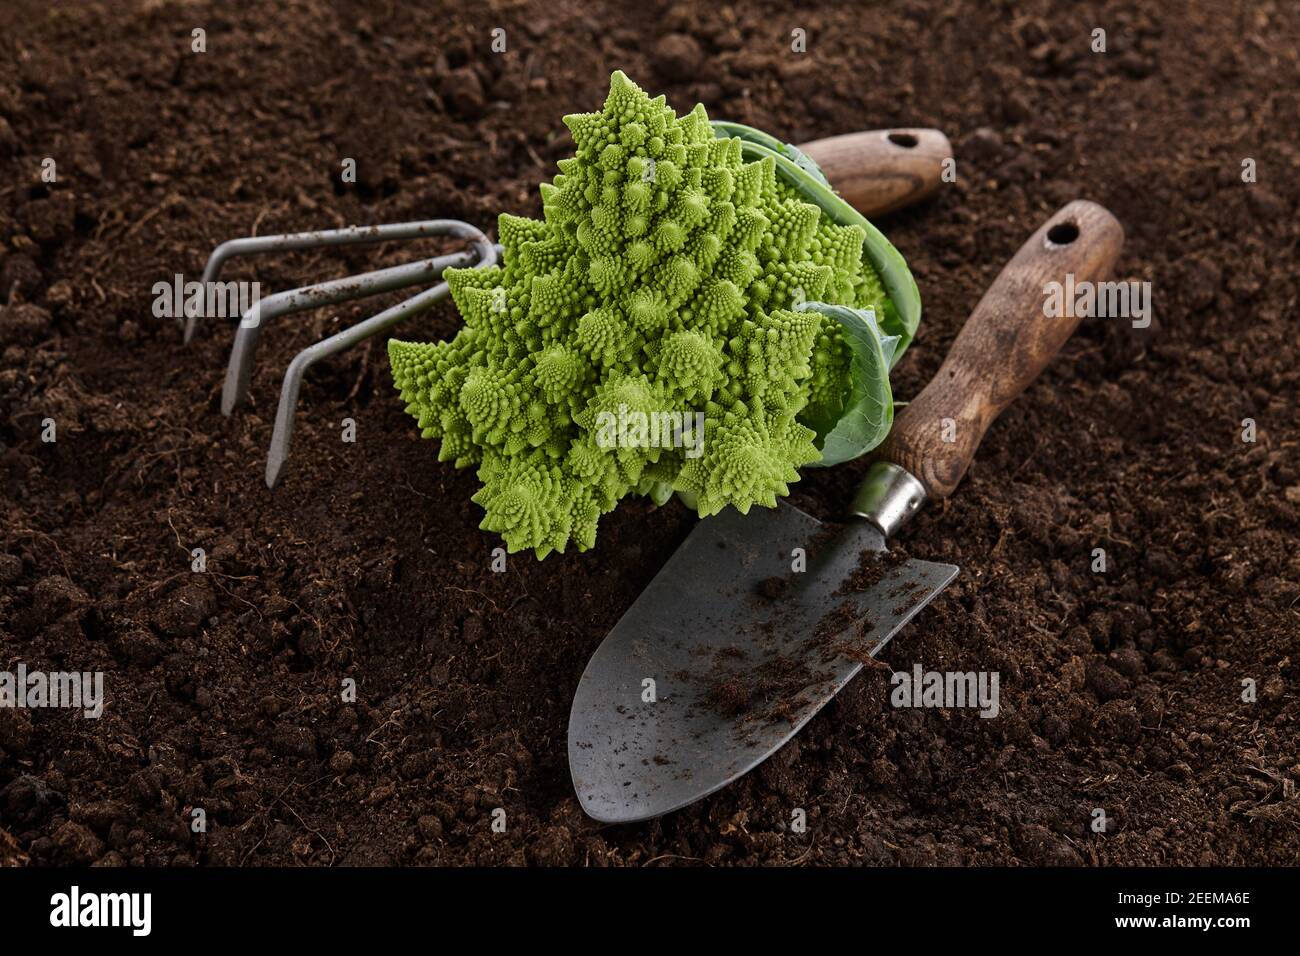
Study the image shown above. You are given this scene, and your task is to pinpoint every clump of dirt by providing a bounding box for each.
[837,542,913,595]
[0,0,1296,868]
[707,677,752,717]
[700,636,821,724]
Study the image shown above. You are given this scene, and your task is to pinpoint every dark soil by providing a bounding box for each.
[1,0,1297,867]
[707,676,752,718]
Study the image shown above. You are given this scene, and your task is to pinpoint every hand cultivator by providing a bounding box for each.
[186,123,950,489]
[186,219,498,487]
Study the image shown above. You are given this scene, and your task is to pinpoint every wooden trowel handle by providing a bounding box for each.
[878,200,1125,499]
[800,129,951,217]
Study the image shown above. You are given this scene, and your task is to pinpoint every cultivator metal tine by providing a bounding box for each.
[186,219,489,343]
[215,219,498,487]
[264,281,455,488]
[220,252,471,415]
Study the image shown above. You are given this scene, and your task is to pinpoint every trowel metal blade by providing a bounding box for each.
[567,501,958,824]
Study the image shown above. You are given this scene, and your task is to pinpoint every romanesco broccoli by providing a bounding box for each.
[389,71,896,558]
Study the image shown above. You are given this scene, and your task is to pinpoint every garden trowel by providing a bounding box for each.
[569,200,1124,823]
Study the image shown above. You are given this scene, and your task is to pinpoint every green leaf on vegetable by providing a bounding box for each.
[797,302,900,467]
[710,119,922,360]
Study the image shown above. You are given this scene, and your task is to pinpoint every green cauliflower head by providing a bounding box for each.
[389,71,891,558]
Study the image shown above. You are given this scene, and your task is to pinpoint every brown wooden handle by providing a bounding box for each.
[878,200,1125,499]
[798,128,952,218]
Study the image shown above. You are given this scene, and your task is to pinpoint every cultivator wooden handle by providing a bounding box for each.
[801,128,952,217]
[878,200,1125,500]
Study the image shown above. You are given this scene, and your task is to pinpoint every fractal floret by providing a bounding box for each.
[389,71,910,558]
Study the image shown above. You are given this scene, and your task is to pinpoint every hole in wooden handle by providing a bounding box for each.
[1046,221,1079,246]
[887,132,919,148]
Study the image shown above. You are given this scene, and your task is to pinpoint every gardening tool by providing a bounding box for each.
[189,219,499,488]
[568,199,1125,824]
[187,128,952,487]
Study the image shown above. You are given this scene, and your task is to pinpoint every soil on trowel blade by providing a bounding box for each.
[0,0,1296,867]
